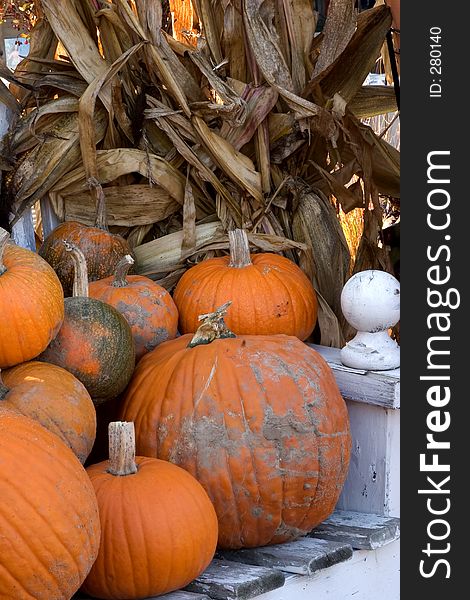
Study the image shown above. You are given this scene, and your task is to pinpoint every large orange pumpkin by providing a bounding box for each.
[1,361,96,464]
[173,229,318,340]
[39,196,134,297]
[120,305,351,549]
[0,406,100,599]
[83,421,218,599]
[39,243,135,403]
[0,227,64,368]
[88,255,178,361]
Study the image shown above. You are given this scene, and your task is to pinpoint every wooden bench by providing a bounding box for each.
[76,510,399,600]
[75,349,400,600]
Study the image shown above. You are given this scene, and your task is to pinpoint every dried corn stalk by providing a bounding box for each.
[1,0,399,344]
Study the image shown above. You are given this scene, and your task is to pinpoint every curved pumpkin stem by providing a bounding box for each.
[63,241,89,298]
[188,301,236,348]
[107,421,138,476]
[0,370,9,401]
[228,229,252,268]
[87,178,109,232]
[0,228,9,276]
[112,255,135,288]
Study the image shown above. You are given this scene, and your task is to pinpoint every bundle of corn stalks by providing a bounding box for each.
[0,0,399,346]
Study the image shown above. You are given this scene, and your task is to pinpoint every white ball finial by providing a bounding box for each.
[340,270,400,370]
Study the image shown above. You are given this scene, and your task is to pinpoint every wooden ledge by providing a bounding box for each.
[308,344,400,409]
[184,559,286,599]
[218,536,353,576]
[309,510,400,550]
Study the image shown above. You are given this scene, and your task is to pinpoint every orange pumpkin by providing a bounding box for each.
[173,229,318,340]
[83,421,218,599]
[39,195,134,297]
[120,304,351,549]
[0,406,100,599]
[1,361,96,464]
[39,243,135,404]
[88,255,178,361]
[0,227,64,368]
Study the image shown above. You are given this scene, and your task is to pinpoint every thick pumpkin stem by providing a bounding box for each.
[228,229,252,268]
[64,241,89,298]
[107,421,138,476]
[188,301,236,348]
[88,178,109,231]
[0,370,9,400]
[0,228,9,276]
[112,255,134,288]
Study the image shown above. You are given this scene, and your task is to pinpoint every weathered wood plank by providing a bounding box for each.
[76,591,211,600]
[308,344,400,409]
[337,402,400,517]
[309,510,400,550]
[10,209,36,251]
[218,536,352,575]
[184,559,285,600]
[39,197,60,238]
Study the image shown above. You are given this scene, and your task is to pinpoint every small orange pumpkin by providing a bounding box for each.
[83,421,218,599]
[0,227,64,368]
[1,361,96,464]
[88,255,178,361]
[39,243,135,404]
[120,303,351,549]
[173,229,318,340]
[39,195,134,297]
[0,406,100,599]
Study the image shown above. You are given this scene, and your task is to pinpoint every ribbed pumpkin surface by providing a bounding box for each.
[0,242,64,368]
[39,297,135,403]
[83,456,218,599]
[120,334,351,549]
[173,253,318,340]
[88,275,178,361]
[0,407,100,599]
[1,361,96,464]
[39,221,134,297]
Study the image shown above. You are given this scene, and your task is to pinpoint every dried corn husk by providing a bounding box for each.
[2,0,399,345]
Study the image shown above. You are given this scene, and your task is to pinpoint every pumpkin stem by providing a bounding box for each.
[64,241,89,298]
[188,301,236,348]
[0,228,10,276]
[88,177,109,231]
[0,370,9,400]
[107,421,138,476]
[228,229,252,268]
[112,255,134,288]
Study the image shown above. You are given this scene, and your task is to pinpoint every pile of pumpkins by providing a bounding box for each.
[0,218,351,600]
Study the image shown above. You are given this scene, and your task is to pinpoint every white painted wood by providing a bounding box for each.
[252,540,399,600]
[308,344,400,409]
[310,510,400,550]
[10,205,36,251]
[340,270,400,370]
[39,197,60,239]
[337,401,400,517]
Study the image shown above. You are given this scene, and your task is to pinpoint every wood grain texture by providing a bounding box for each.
[184,559,285,600]
[310,510,400,550]
[218,537,353,575]
[308,344,400,408]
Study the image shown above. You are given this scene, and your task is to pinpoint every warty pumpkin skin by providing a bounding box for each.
[39,221,134,297]
[0,228,64,368]
[88,255,178,361]
[0,406,101,599]
[1,361,96,464]
[39,297,135,403]
[83,422,218,600]
[39,243,135,404]
[119,315,351,550]
[173,229,318,340]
